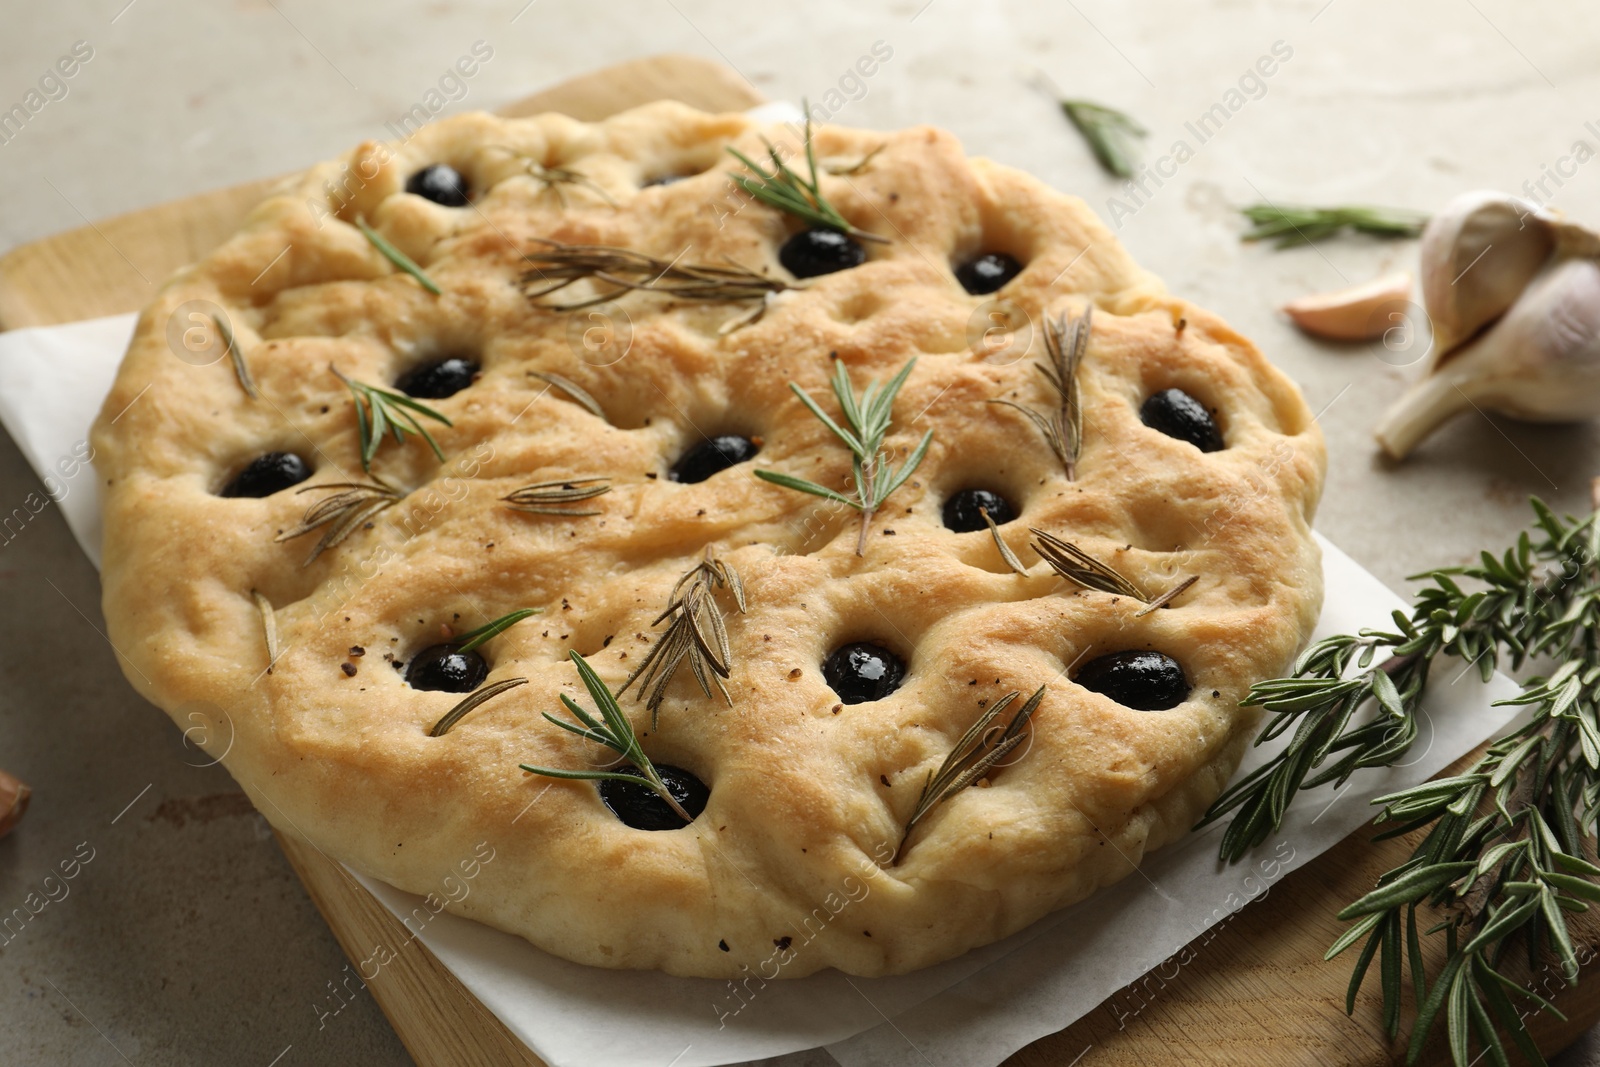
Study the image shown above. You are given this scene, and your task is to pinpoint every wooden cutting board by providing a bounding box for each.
[4,52,1598,1067]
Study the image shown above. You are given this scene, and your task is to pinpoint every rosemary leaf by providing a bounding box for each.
[988,307,1089,478]
[252,589,278,668]
[527,370,605,419]
[726,106,889,244]
[333,366,451,471]
[485,145,616,208]
[1239,203,1429,248]
[454,609,541,654]
[214,314,258,399]
[274,477,403,566]
[355,216,442,294]
[501,477,611,517]
[982,506,1028,575]
[521,651,692,823]
[520,239,798,313]
[1135,574,1199,616]
[1059,99,1147,179]
[753,358,931,555]
[619,550,746,725]
[896,686,1045,863]
[430,677,529,737]
[1030,528,1147,599]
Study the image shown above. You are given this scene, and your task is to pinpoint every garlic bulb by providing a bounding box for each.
[1375,257,1600,459]
[1374,190,1600,458]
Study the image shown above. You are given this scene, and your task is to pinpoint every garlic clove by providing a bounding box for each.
[1282,272,1413,341]
[0,771,31,839]
[1375,257,1600,459]
[1419,190,1553,358]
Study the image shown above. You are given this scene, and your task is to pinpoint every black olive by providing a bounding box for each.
[396,357,478,399]
[598,764,709,831]
[669,435,760,483]
[406,644,488,693]
[822,642,906,704]
[779,228,866,278]
[221,452,311,498]
[1075,651,1189,711]
[405,164,470,207]
[942,488,1016,533]
[1139,389,1224,453]
[955,252,1023,295]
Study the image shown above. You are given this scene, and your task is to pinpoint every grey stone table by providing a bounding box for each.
[3,0,1599,1063]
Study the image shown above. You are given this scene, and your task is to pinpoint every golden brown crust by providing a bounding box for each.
[91,101,1324,977]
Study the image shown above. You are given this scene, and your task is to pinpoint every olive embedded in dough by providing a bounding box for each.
[942,487,1016,532]
[220,452,311,498]
[1075,650,1190,711]
[669,435,760,483]
[822,642,906,704]
[405,163,470,207]
[779,228,866,278]
[405,644,488,693]
[396,357,479,399]
[1139,389,1224,452]
[599,765,709,830]
[954,252,1023,295]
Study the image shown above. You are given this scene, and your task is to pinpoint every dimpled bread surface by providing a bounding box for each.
[90,101,1324,978]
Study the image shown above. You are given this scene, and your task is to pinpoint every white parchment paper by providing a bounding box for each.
[0,312,1524,1067]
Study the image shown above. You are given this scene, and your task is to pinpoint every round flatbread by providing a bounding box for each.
[91,101,1324,978]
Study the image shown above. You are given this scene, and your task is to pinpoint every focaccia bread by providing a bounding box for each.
[90,101,1324,978]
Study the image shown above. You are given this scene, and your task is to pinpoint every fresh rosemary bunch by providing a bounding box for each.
[1059,99,1147,179]
[1239,202,1430,247]
[727,109,888,244]
[333,366,451,472]
[754,357,932,556]
[1200,495,1600,1065]
[520,651,693,823]
[989,307,1089,479]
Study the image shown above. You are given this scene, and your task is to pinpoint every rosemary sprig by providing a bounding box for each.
[1060,99,1147,179]
[1199,493,1600,1065]
[520,239,798,313]
[333,366,451,472]
[1030,528,1147,599]
[726,108,888,244]
[274,477,403,565]
[754,358,932,556]
[485,146,617,207]
[527,370,605,419]
[502,477,611,517]
[452,608,541,654]
[430,677,529,737]
[252,589,278,668]
[618,550,747,725]
[354,216,442,294]
[214,314,258,399]
[896,686,1045,863]
[983,507,1028,575]
[989,307,1089,479]
[520,650,692,823]
[1239,203,1429,248]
